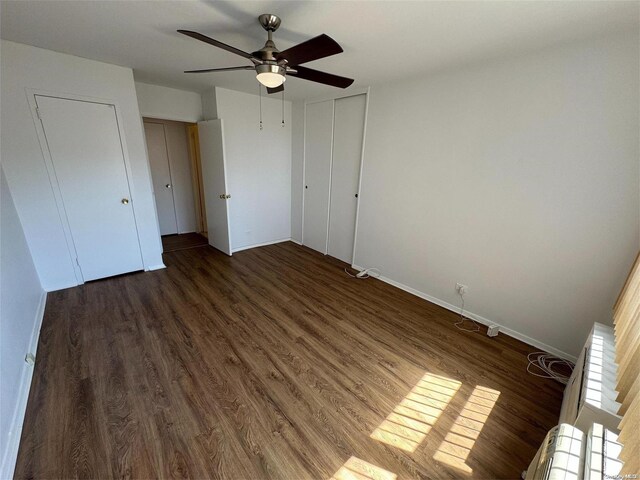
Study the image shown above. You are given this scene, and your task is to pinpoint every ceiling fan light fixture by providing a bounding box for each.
[180,15,354,91]
[256,64,286,88]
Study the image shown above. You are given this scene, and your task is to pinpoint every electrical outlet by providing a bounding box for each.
[456,283,468,295]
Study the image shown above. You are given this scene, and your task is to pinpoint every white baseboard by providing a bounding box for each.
[232,238,292,253]
[43,280,78,292]
[0,291,47,480]
[145,263,166,271]
[352,264,577,362]
[290,238,302,246]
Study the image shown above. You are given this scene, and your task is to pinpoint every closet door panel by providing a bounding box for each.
[328,94,366,263]
[303,100,334,254]
[144,122,178,235]
[164,122,197,234]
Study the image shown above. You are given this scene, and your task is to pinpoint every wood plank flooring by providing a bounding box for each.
[15,242,565,479]
[162,233,208,253]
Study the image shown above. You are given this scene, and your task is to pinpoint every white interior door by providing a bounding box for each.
[303,100,334,254]
[328,94,367,263]
[35,95,143,281]
[198,119,232,255]
[144,122,178,235]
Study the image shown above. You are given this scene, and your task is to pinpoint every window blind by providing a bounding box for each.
[613,252,640,476]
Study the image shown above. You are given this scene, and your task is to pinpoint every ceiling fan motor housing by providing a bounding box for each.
[258,14,281,32]
[256,64,286,76]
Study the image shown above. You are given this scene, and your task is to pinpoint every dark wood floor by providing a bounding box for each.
[162,232,208,253]
[16,242,564,479]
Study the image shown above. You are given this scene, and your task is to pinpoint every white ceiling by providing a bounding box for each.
[1,1,638,100]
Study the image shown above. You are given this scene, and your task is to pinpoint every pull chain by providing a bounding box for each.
[259,84,263,130]
[281,89,285,127]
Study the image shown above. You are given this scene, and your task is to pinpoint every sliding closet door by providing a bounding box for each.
[303,100,334,254]
[163,122,198,234]
[328,94,366,263]
[144,122,178,235]
[144,120,198,235]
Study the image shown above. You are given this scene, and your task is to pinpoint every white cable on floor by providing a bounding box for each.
[455,291,480,332]
[527,352,574,384]
[344,267,381,279]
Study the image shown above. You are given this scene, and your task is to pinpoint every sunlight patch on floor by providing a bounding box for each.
[370,373,462,453]
[433,385,500,474]
[330,456,397,480]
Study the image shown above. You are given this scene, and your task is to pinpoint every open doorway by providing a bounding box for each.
[143,118,208,253]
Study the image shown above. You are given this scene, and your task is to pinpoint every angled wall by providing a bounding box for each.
[0,167,46,479]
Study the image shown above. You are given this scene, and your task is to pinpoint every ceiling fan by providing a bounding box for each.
[178,14,354,94]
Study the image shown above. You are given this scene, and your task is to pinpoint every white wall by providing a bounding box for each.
[135,82,203,123]
[352,31,639,359]
[201,87,217,120]
[290,101,304,243]
[0,167,46,479]
[211,87,292,251]
[1,41,163,290]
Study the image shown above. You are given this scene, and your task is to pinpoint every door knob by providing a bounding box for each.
[165,184,172,189]
[225,194,231,199]
[121,198,129,205]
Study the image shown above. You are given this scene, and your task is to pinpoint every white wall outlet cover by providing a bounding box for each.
[487,325,500,337]
[25,353,36,365]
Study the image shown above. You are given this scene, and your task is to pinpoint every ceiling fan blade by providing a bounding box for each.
[276,34,343,66]
[178,30,256,60]
[289,66,354,89]
[184,66,255,74]
[266,85,285,94]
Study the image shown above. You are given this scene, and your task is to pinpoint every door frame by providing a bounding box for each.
[143,118,207,237]
[301,87,370,264]
[26,88,144,285]
[186,124,208,237]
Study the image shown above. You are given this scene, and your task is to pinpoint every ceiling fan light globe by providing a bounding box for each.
[255,64,286,88]
[256,72,286,88]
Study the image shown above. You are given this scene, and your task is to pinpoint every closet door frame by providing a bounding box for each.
[26,88,143,286]
[302,87,370,265]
